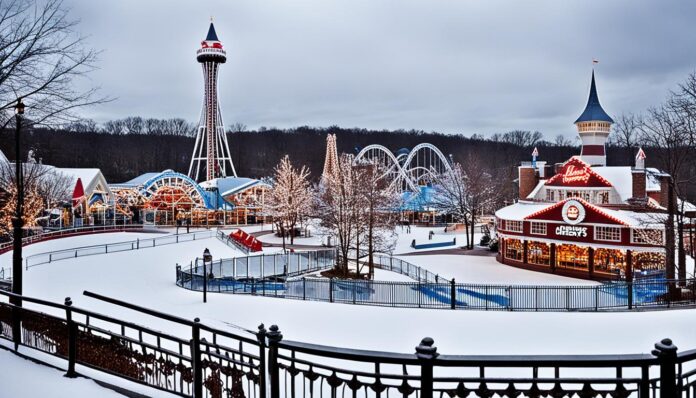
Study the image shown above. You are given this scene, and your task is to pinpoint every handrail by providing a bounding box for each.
[23,230,214,268]
[0,224,145,254]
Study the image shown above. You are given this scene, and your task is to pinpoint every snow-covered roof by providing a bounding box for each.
[201,177,269,197]
[496,200,665,227]
[494,202,550,220]
[0,149,7,164]
[571,166,662,202]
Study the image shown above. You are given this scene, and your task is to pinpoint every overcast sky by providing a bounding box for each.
[66,0,696,139]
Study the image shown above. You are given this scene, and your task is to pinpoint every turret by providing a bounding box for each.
[196,22,227,64]
[574,71,613,166]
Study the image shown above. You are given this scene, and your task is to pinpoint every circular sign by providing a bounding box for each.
[562,200,586,225]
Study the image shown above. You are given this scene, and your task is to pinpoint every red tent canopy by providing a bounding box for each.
[72,178,85,208]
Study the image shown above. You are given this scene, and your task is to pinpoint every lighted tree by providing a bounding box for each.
[265,155,312,251]
[0,161,70,239]
[315,154,364,276]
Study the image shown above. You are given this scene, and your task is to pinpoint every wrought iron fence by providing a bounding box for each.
[1,289,695,397]
[24,230,214,269]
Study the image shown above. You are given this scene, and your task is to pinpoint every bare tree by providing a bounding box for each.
[0,0,109,128]
[355,161,399,277]
[553,134,573,147]
[265,155,312,251]
[430,154,495,249]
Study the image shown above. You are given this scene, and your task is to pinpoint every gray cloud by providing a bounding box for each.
[66,0,696,139]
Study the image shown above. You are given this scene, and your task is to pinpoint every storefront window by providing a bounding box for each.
[504,238,524,262]
[593,248,625,276]
[633,252,666,274]
[556,244,589,270]
[528,242,550,266]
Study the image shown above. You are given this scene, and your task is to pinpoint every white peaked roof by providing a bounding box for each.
[496,201,666,227]
[591,167,661,201]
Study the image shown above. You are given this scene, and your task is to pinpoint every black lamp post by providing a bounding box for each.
[202,248,212,303]
[11,98,25,309]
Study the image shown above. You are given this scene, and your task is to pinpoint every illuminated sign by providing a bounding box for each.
[555,225,588,238]
[562,200,586,225]
[561,165,591,184]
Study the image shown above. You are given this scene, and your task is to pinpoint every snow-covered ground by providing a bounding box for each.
[1,230,695,396]
[0,348,123,398]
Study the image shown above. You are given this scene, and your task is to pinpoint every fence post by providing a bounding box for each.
[627,282,633,310]
[415,337,438,398]
[266,325,283,398]
[137,238,139,249]
[64,297,78,378]
[651,338,678,397]
[329,278,334,303]
[256,324,267,398]
[450,279,456,309]
[303,277,306,300]
[191,318,203,398]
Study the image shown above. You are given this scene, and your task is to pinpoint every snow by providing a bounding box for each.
[0,348,123,398]
[391,225,485,254]
[1,231,696,395]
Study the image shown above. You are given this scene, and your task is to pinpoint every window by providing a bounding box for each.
[528,242,550,266]
[631,229,664,245]
[504,238,524,261]
[496,218,504,230]
[595,226,621,242]
[530,222,547,235]
[556,244,589,270]
[545,189,555,202]
[506,220,522,233]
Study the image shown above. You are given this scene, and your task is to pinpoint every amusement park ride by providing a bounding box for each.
[353,143,453,193]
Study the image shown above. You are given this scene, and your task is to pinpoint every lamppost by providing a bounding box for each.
[11,98,25,309]
[202,248,212,303]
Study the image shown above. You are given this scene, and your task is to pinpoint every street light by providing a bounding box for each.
[202,248,212,303]
[11,98,25,309]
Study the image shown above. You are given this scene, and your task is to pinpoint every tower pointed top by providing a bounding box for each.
[205,22,219,42]
[574,70,614,124]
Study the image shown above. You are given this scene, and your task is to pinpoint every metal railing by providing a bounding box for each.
[0,289,695,397]
[177,254,696,311]
[177,250,337,295]
[24,230,214,269]
[0,224,145,254]
[215,229,251,254]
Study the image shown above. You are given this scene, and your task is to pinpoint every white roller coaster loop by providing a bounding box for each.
[353,143,452,193]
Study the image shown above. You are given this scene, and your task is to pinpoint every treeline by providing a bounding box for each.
[0,121,643,201]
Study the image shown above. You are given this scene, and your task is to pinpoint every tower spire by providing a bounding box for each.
[574,70,613,166]
[189,21,235,182]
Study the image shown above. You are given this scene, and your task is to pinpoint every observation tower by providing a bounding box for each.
[189,21,236,182]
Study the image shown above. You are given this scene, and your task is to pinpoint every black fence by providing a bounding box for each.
[178,260,696,311]
[24,230,214,269]
[1,289,695,397]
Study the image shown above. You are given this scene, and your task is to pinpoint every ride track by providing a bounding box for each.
[353,143,453,193]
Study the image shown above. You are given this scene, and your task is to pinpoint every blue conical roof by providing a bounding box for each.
[205,22,219,41]
[574,70,613,124]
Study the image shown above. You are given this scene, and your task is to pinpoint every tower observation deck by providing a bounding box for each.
[189,22,236,182]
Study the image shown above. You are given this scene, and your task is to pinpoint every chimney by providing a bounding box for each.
[519,165,538,200]
[631,148,647,203]
[659,174,671,208]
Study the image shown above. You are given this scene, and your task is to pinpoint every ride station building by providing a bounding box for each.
[495,72,672,282]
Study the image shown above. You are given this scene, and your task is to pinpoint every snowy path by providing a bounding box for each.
[0,348,124,398]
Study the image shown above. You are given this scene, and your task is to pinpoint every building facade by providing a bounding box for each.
[495,71,672,282]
